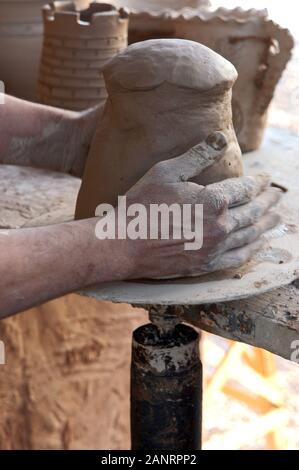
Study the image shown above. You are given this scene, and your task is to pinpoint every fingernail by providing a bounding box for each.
[206,132,227,151]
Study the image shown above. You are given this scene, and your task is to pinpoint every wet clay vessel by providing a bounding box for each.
[38,1,128,110]
[76,39,243,219]
[129,8,294,152]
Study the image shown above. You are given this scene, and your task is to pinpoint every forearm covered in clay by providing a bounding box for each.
[0,220,131,318]
[0,95,102,177]
[0,133,281,318]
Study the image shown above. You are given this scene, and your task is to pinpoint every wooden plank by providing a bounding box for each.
[183,284,299,362]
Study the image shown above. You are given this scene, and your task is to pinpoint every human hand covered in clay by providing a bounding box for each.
[120,131,281,279]
[0,94,102,177]
[0,132,280,316]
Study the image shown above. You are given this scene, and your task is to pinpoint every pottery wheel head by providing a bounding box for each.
[103,38,238,93]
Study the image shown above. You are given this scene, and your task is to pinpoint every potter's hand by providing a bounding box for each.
[0,132,281,317]
[0,94,101,176]
[124,132,281,279]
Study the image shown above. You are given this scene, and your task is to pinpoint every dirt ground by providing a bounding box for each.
[202,0,299,450]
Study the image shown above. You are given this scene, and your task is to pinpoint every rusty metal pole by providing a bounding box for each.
[130,306,202,450]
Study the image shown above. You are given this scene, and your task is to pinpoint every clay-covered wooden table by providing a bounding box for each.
[0,127,298,450]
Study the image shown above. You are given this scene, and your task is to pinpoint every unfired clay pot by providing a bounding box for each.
[38,2,129,110]
[129,8,294,152]
[76,39,243,219]
[0,0,89,102]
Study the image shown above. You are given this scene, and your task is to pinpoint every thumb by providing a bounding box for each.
[155,131,227,183]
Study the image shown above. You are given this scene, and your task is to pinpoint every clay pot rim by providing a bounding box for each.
[42,2,126,25]
[130,6,269,24]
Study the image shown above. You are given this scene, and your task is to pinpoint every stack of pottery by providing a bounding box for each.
[129,7,294,152]
[38,2,129,111]
[0,0,89,102]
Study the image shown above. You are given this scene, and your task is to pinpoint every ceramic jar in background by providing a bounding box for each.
[0,0,89,102]
[38,2,129,111]
[0,0,45,101]
[110,0,210,12]
[129,8,294,152]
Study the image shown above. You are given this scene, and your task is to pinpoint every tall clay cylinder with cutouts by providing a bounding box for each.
[0,0,89,101]
[38,2,129,111]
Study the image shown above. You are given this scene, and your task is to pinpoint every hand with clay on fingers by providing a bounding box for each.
[123,131,282,280]
[0,133,281,317]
